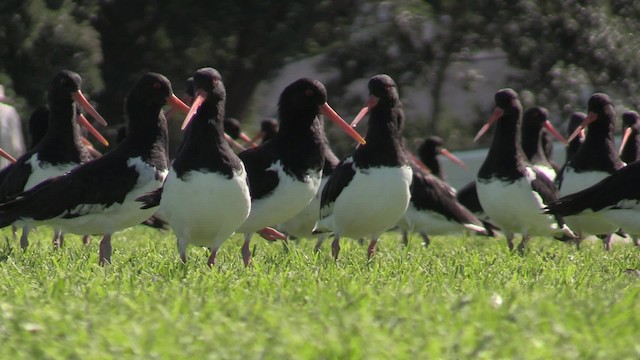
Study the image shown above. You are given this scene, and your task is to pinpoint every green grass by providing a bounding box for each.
[1,226,640,359]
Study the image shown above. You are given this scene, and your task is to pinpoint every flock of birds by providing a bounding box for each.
[0,68,639,267]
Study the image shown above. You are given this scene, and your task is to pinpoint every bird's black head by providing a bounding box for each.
[128,72,174,107]
[224,118,241,139]
[417,136,443,158]
[278,78,327,116]
[622,110,640,131]
[494,88,520,110]
[50,70,82,101]
[368,74,399,106]
[192,67,225,102]
[523,106,549,129]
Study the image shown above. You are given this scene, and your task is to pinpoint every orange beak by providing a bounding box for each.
[440,148,467,169]
[181,90,206,130]
[166,93,190,114]
[238,132,258,148]
[321,103,366,145]
[0,147,16,163]
[474,107,504,142]
[76,114,109,147]
[543,120,568,145]
[619,126,634,155]
[567,111,597,143]
[350,95,380,128]
[71,90,108,126]
[224,133,246,151]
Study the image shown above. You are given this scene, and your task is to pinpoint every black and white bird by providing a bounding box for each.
[0,70,108,250]
[619,110,640,164]
[556,93,624,246]
[474,88,574,252]
[521,106,566,181]
[234,78,365,266]
[545,159,640,241]
[313,74,413,260]
[0,72,188,264]
[140,68,251,266]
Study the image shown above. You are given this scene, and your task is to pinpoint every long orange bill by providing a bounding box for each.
[350,95,380,128]
[543,120,568,145]
[71,90,108,126]
[567,111,597,143]
[238,132,258,148]
[619,127,633,155]
[166,94,190,114]
[440,148,467,169]
[321,103,366,145]
[0,147,16,163]
[225,133,246,151]
[181,91,206,130]
[81,137,103,158]
[473,107,504,142]
[77,114,109,146]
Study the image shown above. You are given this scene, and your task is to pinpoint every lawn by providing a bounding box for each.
[0,225,639,359]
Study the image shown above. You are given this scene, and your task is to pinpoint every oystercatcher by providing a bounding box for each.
[235,78,365,265]
[474,88,574,252]
[557,93,624,246]
[313,74,413,260]
[145,68,251,266]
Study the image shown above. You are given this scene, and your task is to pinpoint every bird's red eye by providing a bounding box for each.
[153,82,161,89]
[305,89,313,97]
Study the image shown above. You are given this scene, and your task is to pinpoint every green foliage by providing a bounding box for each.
[1,227,640,358]
[0,0,102,109]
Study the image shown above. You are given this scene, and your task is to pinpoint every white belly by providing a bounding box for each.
[560,167,609,196]
[319,165,412,239]
[401,204,467,235]
[160,169,251,249]
[277,176,328,239]
[238,164,321,233]
[476,171,560,236]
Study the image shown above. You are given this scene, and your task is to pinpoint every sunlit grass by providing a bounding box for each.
[0,226,639,359]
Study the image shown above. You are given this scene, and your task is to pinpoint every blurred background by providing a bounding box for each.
[0,0,639,159]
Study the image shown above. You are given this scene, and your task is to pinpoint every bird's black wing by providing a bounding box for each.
[545,162,640,216]
[319,157,356,220]
[411,172,483,227]
[0,153,141,227]
[238,141,280,200]
[0,152,38,202]
[456,180,483,214]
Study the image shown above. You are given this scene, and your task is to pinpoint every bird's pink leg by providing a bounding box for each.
[242,233,252,266]
[367,238,378,260]
[332,236,340,261]
[208,249,217,267]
